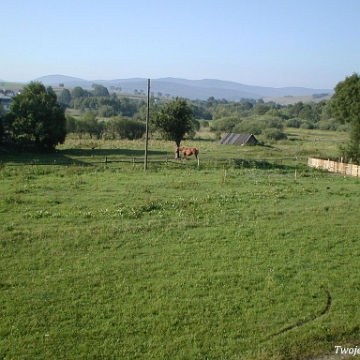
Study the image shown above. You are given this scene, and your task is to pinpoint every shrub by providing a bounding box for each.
[300,122,314,129]
[285,118,302,128]
[110,117,146,140]
[337,124,351,132]
[233,120,263,135]
[200,120,210,128]
[264,117,284,130]
[97,105,117,118]
[210,116,241,132]
[316,119,339,131]
[262,128,287,140]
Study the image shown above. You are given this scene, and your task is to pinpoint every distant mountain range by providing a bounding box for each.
[32,74,333,101]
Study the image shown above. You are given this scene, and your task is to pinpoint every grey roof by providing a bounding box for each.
[219,133,258,145]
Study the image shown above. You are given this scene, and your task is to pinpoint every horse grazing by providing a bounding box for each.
[176,147,199,160]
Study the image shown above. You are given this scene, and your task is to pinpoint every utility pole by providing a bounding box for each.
[144,79,150,170]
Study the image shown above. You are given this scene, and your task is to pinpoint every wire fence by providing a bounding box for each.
[1,155,308,170]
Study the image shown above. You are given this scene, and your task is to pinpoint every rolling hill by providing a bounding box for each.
[31,74,333,101]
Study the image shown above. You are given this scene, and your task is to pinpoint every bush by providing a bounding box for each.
[316,119,339,131]
[0,115,4,141]
[300,122,314,129]
[337,124,351,132]
[109,117,146,140]
[265,108,283,117]
[285,118,302,128]
[262,128,287,140]
[200,120,210,128]
[233,120,263,135]
[97,105,117,118]
[76,111,105,139]
[264,117,284,130]
[210,116,240,132]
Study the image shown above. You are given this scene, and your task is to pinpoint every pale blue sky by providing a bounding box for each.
[2,0,359,89]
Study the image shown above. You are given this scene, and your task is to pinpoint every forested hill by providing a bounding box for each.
[33,74,333,101]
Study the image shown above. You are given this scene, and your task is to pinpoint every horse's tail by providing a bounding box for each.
[195,148,199,159]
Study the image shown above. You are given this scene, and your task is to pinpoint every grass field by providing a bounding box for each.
[263,94,332,106]
[1,128,359,359]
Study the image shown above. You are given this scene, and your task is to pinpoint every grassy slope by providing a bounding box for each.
[0,129,359,359]
[263,94,332,105]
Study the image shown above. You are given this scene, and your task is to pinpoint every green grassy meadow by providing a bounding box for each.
[1,128,360,359]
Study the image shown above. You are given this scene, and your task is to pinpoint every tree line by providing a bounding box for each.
[1,74,360,162]
[0,82,199,151]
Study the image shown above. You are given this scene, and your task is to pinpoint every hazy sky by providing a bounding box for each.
[2,0,359,89]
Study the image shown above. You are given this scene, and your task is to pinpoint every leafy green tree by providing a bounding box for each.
[0,102,4,116]
[233,119,263,135]
[98,105,116,117]
[5,82,66,151]
[241,101,254,110]
[77,111,105,139]
[0,106,4,141]
[299,104,314,121]
[65,114,77,133]
[331,73,360,162]
[58,88,72,106]
[210,116,240,132]
[119,119,146,140]
[262,128,287,140]
[105,117,119,139]
[253,104,271,115]
[106,116,146,140]
[119,97,139,117]
[264,117,284,130]
[265,107,282,117]
[0,121,4,141]
[191,104,212,120]
[71,86,87,99]
[320,101,333,121]
[153,97,195,148]
[47,86,55,94]
[287,101,304,118]
[92,84,110,97]
[285,118,302,128]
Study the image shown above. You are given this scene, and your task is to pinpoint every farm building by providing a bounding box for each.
[219,133,258,146]
[0,95,12,113]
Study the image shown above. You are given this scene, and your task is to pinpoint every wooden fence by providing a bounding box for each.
[308,157,360,177]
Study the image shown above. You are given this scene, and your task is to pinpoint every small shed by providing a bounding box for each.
[219,133,258,146]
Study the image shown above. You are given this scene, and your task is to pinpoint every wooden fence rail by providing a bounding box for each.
[308,157,360,177]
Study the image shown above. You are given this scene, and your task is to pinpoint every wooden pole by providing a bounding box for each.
[144,79,150,170]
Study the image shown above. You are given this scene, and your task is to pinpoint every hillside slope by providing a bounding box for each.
[33,74,333,101]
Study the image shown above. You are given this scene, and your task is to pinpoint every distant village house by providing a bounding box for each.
[0,89,16,113]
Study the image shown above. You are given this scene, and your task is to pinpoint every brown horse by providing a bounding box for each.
[176,146,199,160]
